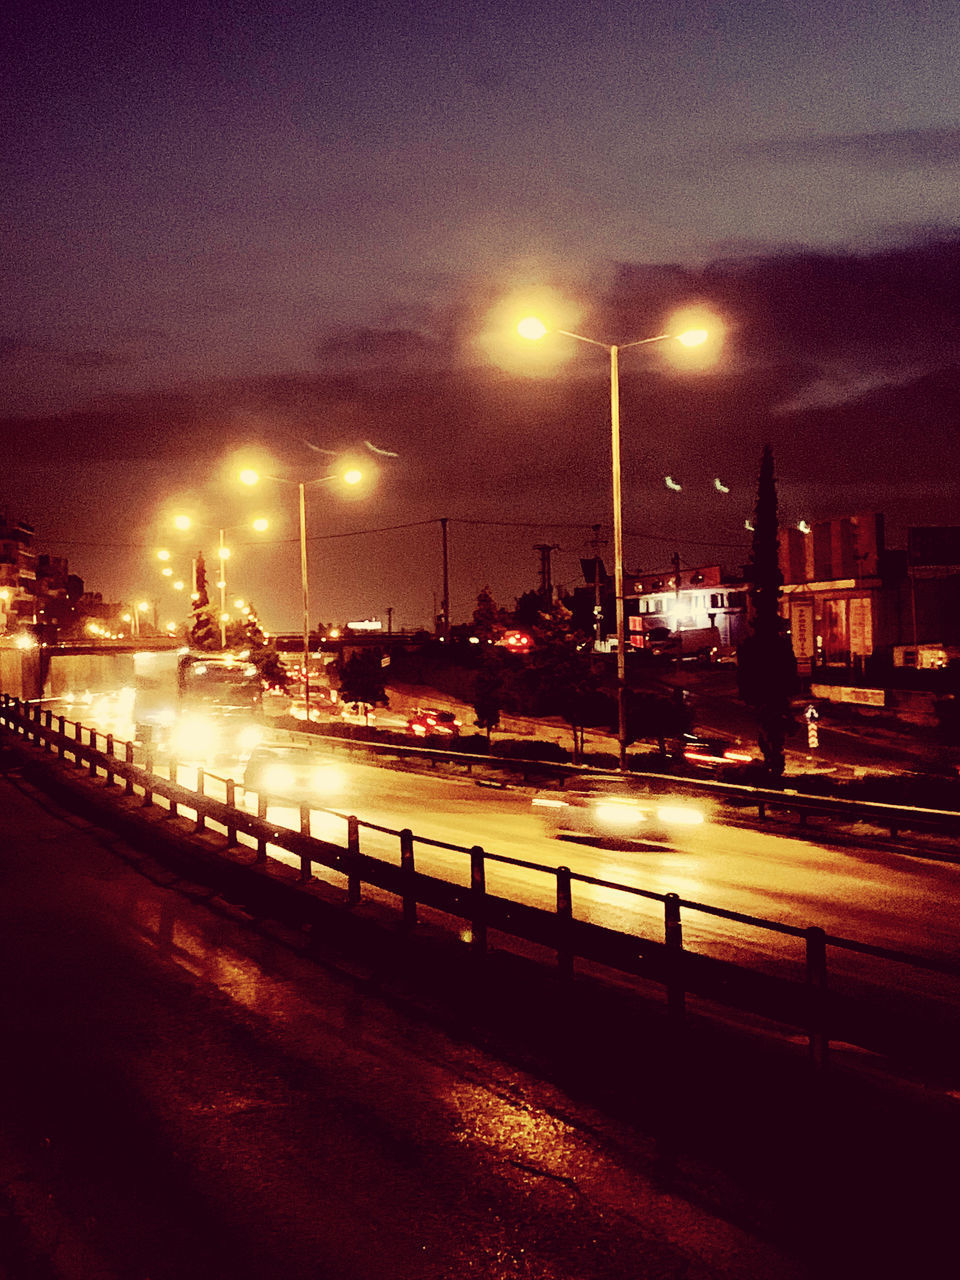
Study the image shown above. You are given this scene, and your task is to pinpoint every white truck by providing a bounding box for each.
[643,624,724,663]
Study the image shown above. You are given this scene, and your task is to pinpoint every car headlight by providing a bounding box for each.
[237,724,264,755]
[171,714,219,759]
[594,800,645,826]
[656,804,705,826]
[263,763,295,793]
[311,764,345,794]
[532,796,567,809]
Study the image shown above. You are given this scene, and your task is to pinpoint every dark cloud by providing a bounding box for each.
[738,128,960,170]
[316,325,444,368]
[0,336,129,369]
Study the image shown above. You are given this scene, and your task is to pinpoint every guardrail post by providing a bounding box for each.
[142,755,154,807]
[88,729,98,777]
[556,865,573,981]
[225,780,236,846]
[256,792,268,862]
[194,769,206,833]
[470,846,487,956]
[346,816,361,904]
[168,761,178,818]
[42,709,52,751]
[400,828,416,928]
[105,734,115,785]
[299,804,313,881]
[664,893,685,1018]
[124,742,134,796]
[805,925,829,1071]
[58,715,66,758]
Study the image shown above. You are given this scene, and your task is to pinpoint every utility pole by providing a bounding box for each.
[439,518,450,638]
[386,606,393,636]
[590,524,608,649]
[534,543,559,605]
[673,551,682,603]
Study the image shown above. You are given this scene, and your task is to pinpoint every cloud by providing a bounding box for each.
[737,128,960,171]
[316,325,444,369]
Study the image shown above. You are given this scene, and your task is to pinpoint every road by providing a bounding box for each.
[2,770,814,1280]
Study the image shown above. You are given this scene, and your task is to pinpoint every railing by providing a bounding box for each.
[3,694,960,1076]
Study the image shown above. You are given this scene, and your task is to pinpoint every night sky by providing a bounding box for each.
[3,1,960,631]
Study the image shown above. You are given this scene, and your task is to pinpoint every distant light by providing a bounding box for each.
[343,468,363,486]
[517,316,548,341]
[161,567,173,577]
[220,612,230,622]
[137,602,149,612]
[252,517,269,532]
[468,636,480,645]
[173,515,191,531]
[157,549,171,561]
[173,581,184,591]
[676,329,709,347]
[218,546,231,560]
[798,520,812,534]
[234,598,245,608]
[665,476,682,492]
[15,633,36,650]
[216,578,226,589]
[714,478,730,494]
[239,469,260,486]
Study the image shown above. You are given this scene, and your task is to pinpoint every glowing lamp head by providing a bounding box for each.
[517,316,548,341]
[161,567,173,577]
[239,469,260,486]
[676,328,709,347]
[173,515,191,531]
[157,549,171,561]
[342,468,363,486]
[252,517,269,532]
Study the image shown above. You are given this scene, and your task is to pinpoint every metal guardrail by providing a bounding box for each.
[268,722,960,845]
[3,695,960,1075]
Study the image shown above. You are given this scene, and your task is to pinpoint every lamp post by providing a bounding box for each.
[518,316,710,769]
[171,516,268,649]
[239,466,363,722]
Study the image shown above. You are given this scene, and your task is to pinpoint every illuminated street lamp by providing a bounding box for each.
[240,465,365,720]
[172,515,268,648]
[518,315,713,769]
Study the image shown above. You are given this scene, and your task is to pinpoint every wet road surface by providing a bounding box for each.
[0,772,807,1279]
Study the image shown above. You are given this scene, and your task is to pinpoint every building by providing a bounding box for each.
[625,564,750,650]
[0,513,37,632]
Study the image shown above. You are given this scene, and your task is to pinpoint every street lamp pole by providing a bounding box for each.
[299,481,312,723]
[516,317,711,771]
[608,343,629,769]
[218,527,227,649]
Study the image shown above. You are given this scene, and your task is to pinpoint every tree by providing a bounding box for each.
[623,688,690,756]
[737,445,798,779]
[525,601,606,762]
[338,649,388,723]
[472,654,504,742]
[472,586,508,642]
[228,603,289,689]
[188,552,220,651]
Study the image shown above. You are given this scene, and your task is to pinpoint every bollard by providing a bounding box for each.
[124,742,134,796]
[346,816,361,904]
[556,865,573,981]
[664,893,685,1018]
[256,792,267,862]
[194,769,206,833]
[470,846,487,956]
[400,828,417,928]
[225,779,236,846]
[299,804,312,881]
[805,925,829,1070]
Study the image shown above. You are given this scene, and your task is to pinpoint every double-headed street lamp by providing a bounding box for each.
[239,465,364,721]
[518,315,713,770]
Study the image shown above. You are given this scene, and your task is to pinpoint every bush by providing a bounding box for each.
[491,738,569,763]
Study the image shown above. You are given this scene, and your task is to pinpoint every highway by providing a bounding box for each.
[44,695,960,1036]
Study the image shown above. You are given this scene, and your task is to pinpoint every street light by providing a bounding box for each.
[171,515,269,648]
[518,315,713,769]
[239,465,364,721]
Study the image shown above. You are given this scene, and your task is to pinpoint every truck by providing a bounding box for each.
[643,624,724,663]
[133,649,264,762]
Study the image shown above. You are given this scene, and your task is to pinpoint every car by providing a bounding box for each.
[532,773,706,843]
[678,733,754,769]
[407,708,462,738]
[243,744,345,804]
